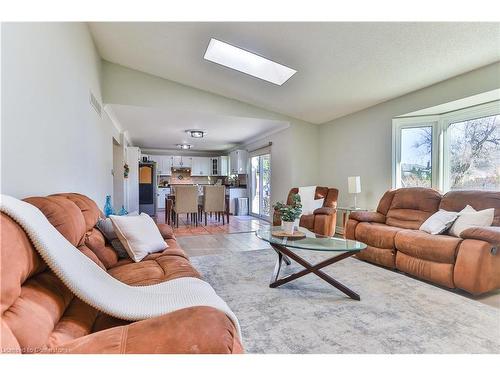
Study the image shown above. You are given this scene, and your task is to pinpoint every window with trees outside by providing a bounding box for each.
[393,101,500,192]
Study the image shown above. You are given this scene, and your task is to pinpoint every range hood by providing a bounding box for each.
[171,167,191,172]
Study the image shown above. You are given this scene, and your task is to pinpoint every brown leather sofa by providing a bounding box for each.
[273,186,338,236]
[1,193,243,354]
[346,188,500,295]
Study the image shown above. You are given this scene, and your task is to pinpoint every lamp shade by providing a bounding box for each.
[348,176,361,194]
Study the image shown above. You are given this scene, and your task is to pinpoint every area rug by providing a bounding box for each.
[190,249,500,353]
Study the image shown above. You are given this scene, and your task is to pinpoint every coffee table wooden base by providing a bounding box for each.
[269,243,360,300]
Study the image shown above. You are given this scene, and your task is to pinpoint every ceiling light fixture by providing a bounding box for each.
[177,144,192,150]
[203,38,297,86]
[186,130,205,138]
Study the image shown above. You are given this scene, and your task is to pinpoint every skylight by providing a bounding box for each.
[203,38,296,86]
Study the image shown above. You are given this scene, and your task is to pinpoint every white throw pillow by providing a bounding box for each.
[109,213,168,262]
[298,186,317,215]
[419,209,459,235]
[313,198,325,211]
[448,205,494,237]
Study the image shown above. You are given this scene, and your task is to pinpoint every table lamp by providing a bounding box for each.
[348,176,361,208]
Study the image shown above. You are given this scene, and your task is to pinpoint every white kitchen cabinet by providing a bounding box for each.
[148,155,161,172]
[210,156,229,176]
[156,187,170,209]
[229,150,248,175]
[220,156,228,176]
[191,157,210,176]
[209,157,218,176]
[171,156,181,168]
[149,155,172,175]
[159,155,172,175]
[172,156,192,168]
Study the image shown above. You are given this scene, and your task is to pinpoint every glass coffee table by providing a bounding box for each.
[256,227,367,300]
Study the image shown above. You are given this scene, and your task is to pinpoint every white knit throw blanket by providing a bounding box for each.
[0,195,241,338]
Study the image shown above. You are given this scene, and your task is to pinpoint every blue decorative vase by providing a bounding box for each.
[118,205,128,216]
[104,195,114,217]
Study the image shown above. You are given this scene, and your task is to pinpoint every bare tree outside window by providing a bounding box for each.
[400,126,432,188]
[448,115,500,190]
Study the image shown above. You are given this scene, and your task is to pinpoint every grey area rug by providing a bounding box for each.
[190,249,500,354]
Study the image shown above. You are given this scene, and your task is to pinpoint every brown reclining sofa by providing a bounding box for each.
[273,186,338,237]
[1,193,243,354]
[346,188,500,295]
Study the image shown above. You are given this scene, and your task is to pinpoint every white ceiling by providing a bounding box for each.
[90,22,500,124]
[108,104,289,151]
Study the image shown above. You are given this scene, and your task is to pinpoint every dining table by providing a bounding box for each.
[164,190,230,226]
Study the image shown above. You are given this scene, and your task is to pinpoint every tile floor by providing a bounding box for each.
[155,209,270,237]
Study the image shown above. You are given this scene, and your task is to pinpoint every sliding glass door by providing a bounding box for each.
[250,153,271,220]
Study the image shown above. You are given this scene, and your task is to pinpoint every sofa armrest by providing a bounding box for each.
[460,227,500,254]
[349,211,385,223]
[156,223,175,239]
[50,307,242,354]
[313,207,336,215]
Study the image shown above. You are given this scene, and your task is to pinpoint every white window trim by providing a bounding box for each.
[392,115,439,190]
[392,100,500,192]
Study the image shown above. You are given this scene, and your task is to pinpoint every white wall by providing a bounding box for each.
[102,61,320,204]
[112,140,125,212]
[318,62,500,212]
[1,23,114,207]
[244,124,319,206]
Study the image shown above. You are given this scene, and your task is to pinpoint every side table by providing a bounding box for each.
[336,206,369,237]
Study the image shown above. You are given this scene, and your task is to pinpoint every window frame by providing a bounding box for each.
[392,100,500,192]
[392,116,439,190]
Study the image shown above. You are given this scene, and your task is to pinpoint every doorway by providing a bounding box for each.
[250,153,271,220]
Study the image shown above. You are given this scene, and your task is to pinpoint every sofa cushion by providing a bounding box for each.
[375,190,397,215]
[53,306,242,354]
[299,214,315,230]
[396,252,455,289]
[355,222,403,249]
[108,246,200,286]
[440,190,500,226]
[50,193,102,232]
[460,226,500,247]
[47,298,98,349]
[349,211,386,223]
[24,196,87,246]
[156,223,175,239]
[454,239,500,295]
[395,230,461,264]
[385,188,441,229]
[83,228,119,269]
[1,213,98,353]
[355,245,396,269]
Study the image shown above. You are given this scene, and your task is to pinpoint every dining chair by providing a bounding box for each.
[202,185,226,226]
[172,186,199,227]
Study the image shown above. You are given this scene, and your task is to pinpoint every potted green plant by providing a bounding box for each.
[273,194,302,235]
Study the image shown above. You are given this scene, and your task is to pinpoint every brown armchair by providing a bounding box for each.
[273,186,338,236]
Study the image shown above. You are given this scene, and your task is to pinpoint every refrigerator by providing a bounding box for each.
[138,162,156,216]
